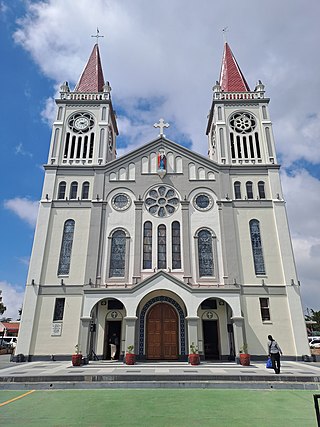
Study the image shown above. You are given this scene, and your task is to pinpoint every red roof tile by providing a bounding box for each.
[219,43,250,92]
[75,44,105,92]
[1,322,20,332]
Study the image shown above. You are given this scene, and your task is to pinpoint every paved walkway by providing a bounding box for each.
[1,355,320,390]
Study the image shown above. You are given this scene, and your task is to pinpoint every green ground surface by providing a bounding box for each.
[0,389,317,427]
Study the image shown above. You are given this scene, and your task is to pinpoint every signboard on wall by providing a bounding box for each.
[51,322,62,336]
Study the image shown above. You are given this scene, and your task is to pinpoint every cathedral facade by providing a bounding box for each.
[16,42,310,361]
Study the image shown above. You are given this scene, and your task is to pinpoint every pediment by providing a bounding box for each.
[105,137,219,183]
[131,271,193,294]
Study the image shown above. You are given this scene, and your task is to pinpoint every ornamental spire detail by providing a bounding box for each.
[74,43,105,93]
[219,42,250,92]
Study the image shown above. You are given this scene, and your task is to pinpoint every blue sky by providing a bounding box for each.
[0,0,319,318]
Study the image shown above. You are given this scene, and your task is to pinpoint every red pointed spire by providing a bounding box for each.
[75,44,105,92]
[219,43,250,92]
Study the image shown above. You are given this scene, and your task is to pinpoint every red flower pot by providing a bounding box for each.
[72,354,82,366]
[239,353,250,366]
[125,353,135,365]
[189,354,200,365]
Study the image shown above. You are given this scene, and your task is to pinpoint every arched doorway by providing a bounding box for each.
[146,303,178,360]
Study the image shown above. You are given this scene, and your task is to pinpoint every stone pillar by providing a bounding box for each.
[186,316,200,354]
[79,316,91,359]
[181,200,192,282]
[133,201,143,283]
[14,284,40,358]
[124,316,138,355]
[231,316,244,361]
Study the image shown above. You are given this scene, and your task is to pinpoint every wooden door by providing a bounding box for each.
[147,303,178,359]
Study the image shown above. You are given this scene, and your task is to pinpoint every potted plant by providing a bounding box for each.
[125,345,135,365]
[239,343,250,366]
[189,342,200,365]
[72,344,83,366]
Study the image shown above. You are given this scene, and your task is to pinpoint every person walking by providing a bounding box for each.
[109,333,119,360]
[267,335,283,374]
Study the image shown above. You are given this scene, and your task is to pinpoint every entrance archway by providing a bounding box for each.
[146,302,178,360]
[139,295,186,358]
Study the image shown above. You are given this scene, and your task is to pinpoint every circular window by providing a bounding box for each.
[112,194,131,211]
[229,112,256,134]
[194,193,213,211]
[145,186,179,217]
[68,112,95,134]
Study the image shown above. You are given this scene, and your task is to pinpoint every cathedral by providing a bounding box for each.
[16,41,310,362]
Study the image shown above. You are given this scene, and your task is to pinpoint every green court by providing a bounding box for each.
[0,389,317,426]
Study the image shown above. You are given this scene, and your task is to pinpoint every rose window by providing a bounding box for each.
[194,193,213,211]
[229,112,256,134]
[145,186,179,217]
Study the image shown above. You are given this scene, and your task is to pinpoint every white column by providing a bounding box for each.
[79,316,91,359]
[124,316,138,356]
[16,201,52,358]
[231,316,244,361]
[14,284,39,357]
[186,316,200,354]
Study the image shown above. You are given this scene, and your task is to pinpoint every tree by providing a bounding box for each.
[305,308,320,333]
[0,317,12,322]
[0,302,6,316]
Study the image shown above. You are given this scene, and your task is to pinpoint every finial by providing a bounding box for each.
[222,27,228,43]
[91,27,104,45]
[60,81,70,93]
[103,81,111,93]
[154,118,170,137]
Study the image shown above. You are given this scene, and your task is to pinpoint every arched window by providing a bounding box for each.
[246,181,253,199]
[172,221,181,269]
[234,181,241,199]
[81,182,90,199]
[249,219,265,275]
[157,225,166,269]
[58,182,66,199]
[70,182,78,199]
[198,229,214,277]
[58,219,75,275]
[143,222,152,269]
[109,230,127,277]
[258,181,266,199]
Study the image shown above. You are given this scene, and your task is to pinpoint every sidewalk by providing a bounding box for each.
[1,355,320,390]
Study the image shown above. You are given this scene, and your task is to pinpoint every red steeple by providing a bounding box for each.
[75,44,105,92]
[219,42,250,92]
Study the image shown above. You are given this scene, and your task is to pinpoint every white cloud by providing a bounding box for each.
[282,169,320,310]
[281,169,320,239]
[15,143,33,158]
[0,281,24,321]
[17,256,30,267]
[41,96,57,125]
[4,198,39,227]
[0,2,8,15]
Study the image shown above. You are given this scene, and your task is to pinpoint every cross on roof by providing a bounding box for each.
[222,26,228,43]
[91,28,104,44]
[154,118,170,137]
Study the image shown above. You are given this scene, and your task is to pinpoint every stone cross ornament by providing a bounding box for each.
[154,118,170,138]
